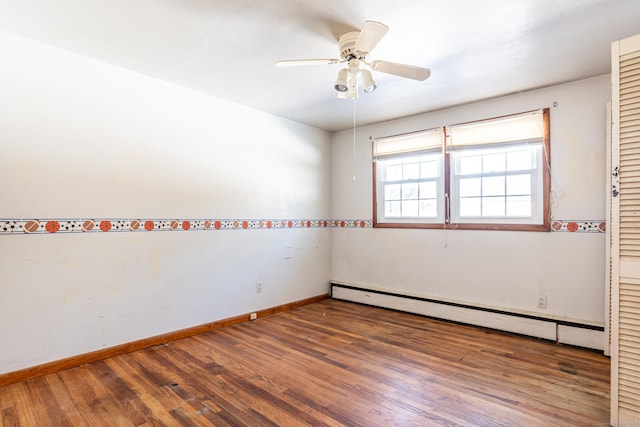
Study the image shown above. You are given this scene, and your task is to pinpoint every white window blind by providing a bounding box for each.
[448,110,544,148]
[373,128,443,158]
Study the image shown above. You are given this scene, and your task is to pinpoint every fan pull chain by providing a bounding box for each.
[352,97,357,182]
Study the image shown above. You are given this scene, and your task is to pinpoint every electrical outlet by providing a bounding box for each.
[250,312,257,321]
[537,295,547,309]
[256,281,262,293]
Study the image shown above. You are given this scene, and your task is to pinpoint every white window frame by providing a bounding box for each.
[375,151,445,224]
[449,141,544,225]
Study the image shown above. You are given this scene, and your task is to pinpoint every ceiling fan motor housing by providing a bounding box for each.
[339,32,362,60]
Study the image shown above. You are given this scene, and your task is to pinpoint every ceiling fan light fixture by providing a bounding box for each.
[361,69,377,93]
[334,68,349,92]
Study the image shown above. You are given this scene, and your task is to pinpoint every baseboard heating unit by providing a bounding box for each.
[331,282,604,351]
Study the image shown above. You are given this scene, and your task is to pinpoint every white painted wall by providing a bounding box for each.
[0,32,331,374]
[332,76,610,325]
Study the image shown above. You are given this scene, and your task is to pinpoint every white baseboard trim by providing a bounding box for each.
[331,283,604,351]
[557,324,604,350]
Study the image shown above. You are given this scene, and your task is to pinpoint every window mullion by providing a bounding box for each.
[444,150,451,226]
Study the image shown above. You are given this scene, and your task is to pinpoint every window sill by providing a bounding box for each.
[373,221,551,231]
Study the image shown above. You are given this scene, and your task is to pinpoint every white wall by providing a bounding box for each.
[0,31,332,374]
[332,76,610,325]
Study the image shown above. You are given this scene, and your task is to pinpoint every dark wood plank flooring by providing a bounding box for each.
[0,299,610,426]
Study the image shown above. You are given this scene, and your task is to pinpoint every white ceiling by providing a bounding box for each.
[1,0,639,132]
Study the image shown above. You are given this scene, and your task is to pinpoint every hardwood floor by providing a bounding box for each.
[0,299,609,426]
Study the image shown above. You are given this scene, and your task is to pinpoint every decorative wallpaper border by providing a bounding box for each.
[0,218,373,235]
[0,218,603,235]
[550,220,605,233]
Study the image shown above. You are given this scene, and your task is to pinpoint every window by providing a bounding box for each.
[374,129,445,224]
[373,109,550,231]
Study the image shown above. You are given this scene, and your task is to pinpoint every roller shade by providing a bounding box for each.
[448,110,544,148]
[373,128,443,158]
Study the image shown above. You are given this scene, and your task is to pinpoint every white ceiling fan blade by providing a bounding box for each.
[354,21,389,55]
[371,60,431,81]
[275,59,341,67]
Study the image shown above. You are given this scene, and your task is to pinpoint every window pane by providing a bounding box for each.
[420,160,439,178]
[403,162,420,179]
[483,152,506,173]
[385,184,401,201]
[482,176,505,196]
[419,181,437,199]
[419,200,437,217]
[402,183,419,200]
[385,164,402,181]
[385,157,403,166]
[506,196,531,216]
[507,149,534,171]
[458,154,481,175]
[506,174,531,195]
[459,178,481,197]
[377,151,445,223]
[482,197,505,216]
[385,201,401,217]
[459,197,481,217]
[402,200,419,216]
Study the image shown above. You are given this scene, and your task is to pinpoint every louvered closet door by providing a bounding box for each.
[612,33,640,427]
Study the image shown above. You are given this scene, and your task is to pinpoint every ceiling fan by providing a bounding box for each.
[275,20,431,99]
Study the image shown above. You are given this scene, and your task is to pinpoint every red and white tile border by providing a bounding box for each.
[0,218,604,235]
